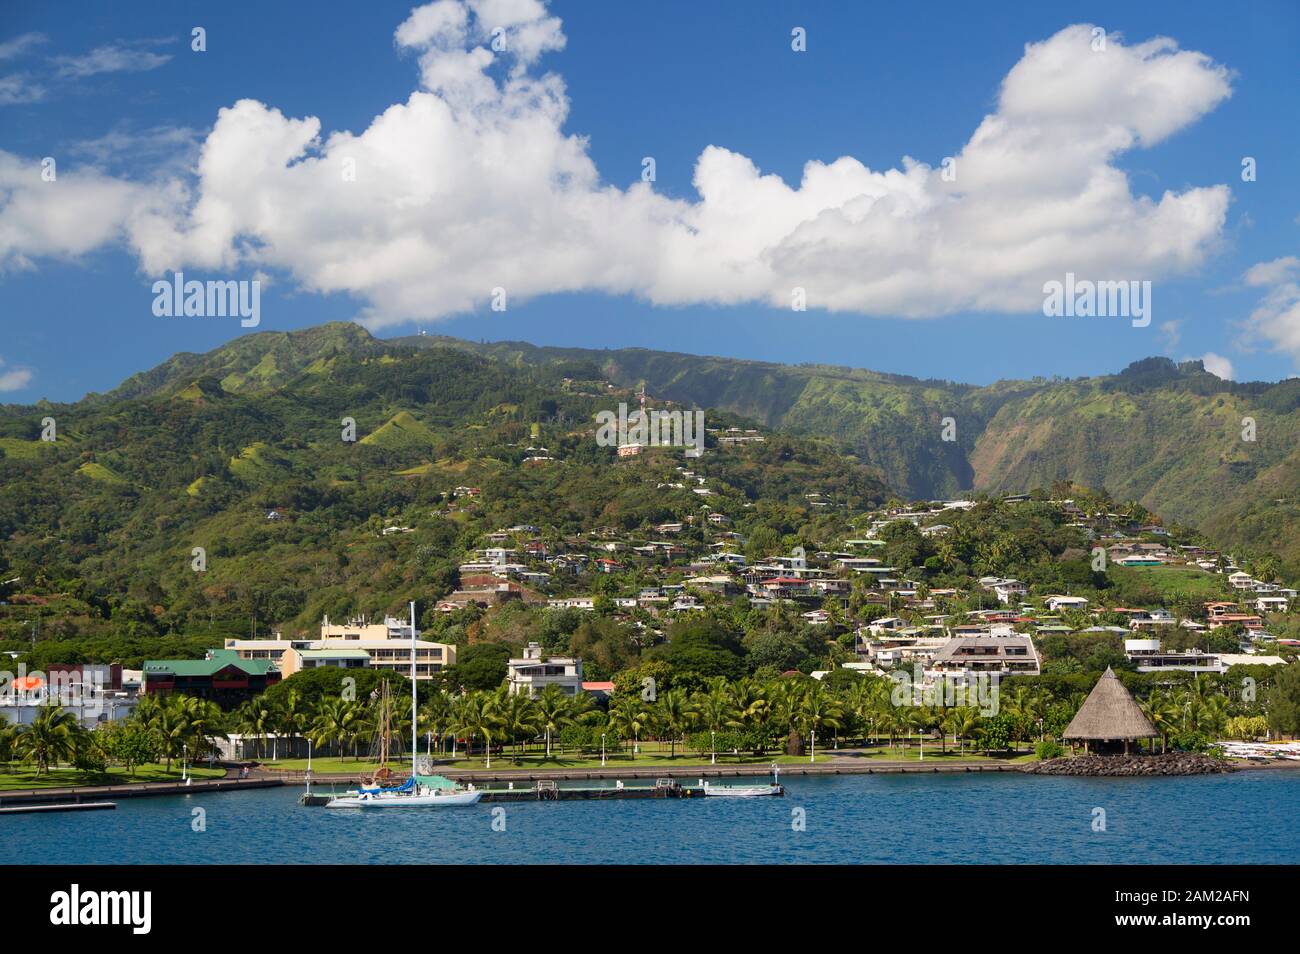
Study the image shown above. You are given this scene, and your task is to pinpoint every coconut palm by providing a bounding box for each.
[694,682,740,745]
[309,696,365,760]
[654,689,698,758]
[606,694,652,755]
[154,699,194,771]
[798,683,844,761]
[234,698,277,760]
[948,706,982,754]
[534,685,580,758]
[456,691,502,768]
[769,681,803,748]
[495,688,541,761]
[175,695,226,763]
[278,688,311,756]
[18,705,82,774]
[1141,688,1179,754]
[418,690,454,757]
[729,679,773,753]
[0,718,20,770]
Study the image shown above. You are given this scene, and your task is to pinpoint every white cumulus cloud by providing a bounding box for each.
[0,356,34,392]
[1239,256,1300,366]
[0,5,1237,328]
[1199,352,1234,380]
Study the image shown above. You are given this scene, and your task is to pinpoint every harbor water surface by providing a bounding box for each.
[8,771,1298,864]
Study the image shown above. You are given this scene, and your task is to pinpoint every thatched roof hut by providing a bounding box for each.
[1063,667,1158,753]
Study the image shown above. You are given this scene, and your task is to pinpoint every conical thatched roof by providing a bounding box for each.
[1063,668,1158,740]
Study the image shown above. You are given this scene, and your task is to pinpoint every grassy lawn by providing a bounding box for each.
[844,746,1036,763]
[263,750,831,773]
[0,762,226,791]
[1110,564,1227,601]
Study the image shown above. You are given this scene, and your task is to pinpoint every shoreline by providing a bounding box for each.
[1,757,1294,804]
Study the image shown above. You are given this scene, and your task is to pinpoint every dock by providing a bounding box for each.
[299,778,785,804]
[0,801,117,814]
[0,777,283,808]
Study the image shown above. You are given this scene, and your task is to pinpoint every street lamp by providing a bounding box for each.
[600,733,607,767]
[710,729,716,765]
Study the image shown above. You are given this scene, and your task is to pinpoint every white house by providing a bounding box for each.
[507,643,584,697]
[1044,595,1089,613]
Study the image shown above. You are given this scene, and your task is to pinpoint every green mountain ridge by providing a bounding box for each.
[7,321,1300,578]
[0,337,887,645]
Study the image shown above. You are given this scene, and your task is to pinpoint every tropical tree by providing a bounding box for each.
[948,706,982,754]
[495,688,541,761]
[17,705,81,774]
[654,689,698,758]
[418,690,454,758]
[278,688,311,756]
[693,682,740,754]
[606,694,651,755]
[0,718,22,770]
[309,696,366,760]
[102,721,159,778]
[535,685,582,758]
[456,691,503,768]
[154,699,193,771]
[798,683,844,761]
[730,679,775,754]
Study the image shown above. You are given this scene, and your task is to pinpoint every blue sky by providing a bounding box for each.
[1,0,1298,404]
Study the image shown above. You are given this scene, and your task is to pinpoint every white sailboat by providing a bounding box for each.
[325,602,482,809]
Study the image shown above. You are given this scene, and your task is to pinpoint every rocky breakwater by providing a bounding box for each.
[1022,753,1233,777]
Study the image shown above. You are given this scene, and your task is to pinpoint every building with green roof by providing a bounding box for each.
[143,649,281,708]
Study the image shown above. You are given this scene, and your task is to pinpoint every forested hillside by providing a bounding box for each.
[0,334,885,660]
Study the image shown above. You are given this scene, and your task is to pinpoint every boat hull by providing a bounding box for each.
[325,790,483,808]
[703,785,783,797]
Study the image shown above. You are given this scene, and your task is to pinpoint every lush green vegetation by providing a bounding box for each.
[412,336,1300,577]
[4,323,1300,777]
[0,324,885,662]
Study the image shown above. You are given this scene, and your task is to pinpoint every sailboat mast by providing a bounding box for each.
[410,600,417,780]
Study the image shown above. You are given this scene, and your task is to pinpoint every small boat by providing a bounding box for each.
[702,782,784,798]
[323,602,481,811]
[325,777,482,808]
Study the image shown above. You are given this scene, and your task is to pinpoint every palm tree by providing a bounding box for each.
[176,696,226,764]
[457,691,502,768]
[418,690,453,758]
[279,689,311,757]
[0,718,20,771]
[949,706,981,754]
[654,689,697,758]
[1140,689,1177,754]
[534,685,581,759]
[234,699,275,760]
[845,679,880,747]
[769,681,803,750]
[694,682,740,757]
[310,696,365,760]
[495,688,541,761]
[606,694,652,756]
[736,681,776,754]
[154,699,193,771]
[18,705,81,774]
[798,683,843,762]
